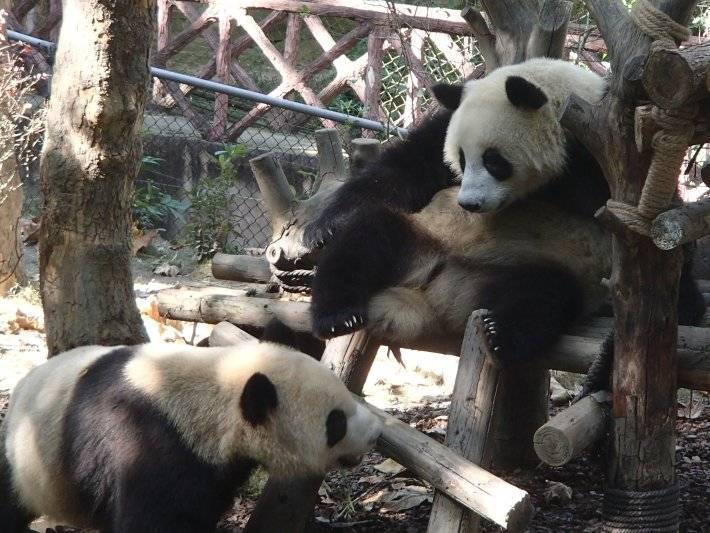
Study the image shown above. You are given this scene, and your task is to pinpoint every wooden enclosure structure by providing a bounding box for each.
[9,0,634,140]
[156,2,710,531]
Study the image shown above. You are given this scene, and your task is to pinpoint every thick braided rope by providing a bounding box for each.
[630,0,690,51]
[602,484,680,532]
[606,1,694,236]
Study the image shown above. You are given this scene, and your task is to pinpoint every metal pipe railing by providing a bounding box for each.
[7,30,408,137]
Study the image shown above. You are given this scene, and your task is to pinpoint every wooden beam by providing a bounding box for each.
[156,289,710,390]
[209,12,232,140]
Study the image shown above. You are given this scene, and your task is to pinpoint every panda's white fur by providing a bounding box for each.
[365,187,611,343]
[309,58,615,359]
[444,58,606,212]
[1,342,381,531]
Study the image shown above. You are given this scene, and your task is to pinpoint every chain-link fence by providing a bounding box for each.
[142,74,402,252]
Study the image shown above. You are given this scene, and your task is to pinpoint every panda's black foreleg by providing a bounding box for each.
[311,206,423,339]
[474,262,584,364]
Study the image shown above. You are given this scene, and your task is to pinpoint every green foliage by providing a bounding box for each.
[132,156,186,230]
[183,144,247,261]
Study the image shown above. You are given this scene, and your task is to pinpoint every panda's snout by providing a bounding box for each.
[459,199,482,212]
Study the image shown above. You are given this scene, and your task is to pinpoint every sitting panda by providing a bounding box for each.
[302,58,705,367]
[0,342,382,533]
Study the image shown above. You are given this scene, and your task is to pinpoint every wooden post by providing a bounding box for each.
[350,138,381,176]
[209,10,231,141]
[363,31,385,138]
[427,310,502,533]
[152,0,171,103]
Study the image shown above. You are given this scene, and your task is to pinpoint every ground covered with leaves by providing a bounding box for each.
[0,249,707,532]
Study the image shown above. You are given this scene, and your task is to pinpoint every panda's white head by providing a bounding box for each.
[434,58,606,213]
[231,343,383,477]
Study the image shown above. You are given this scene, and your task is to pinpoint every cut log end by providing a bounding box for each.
[533,392,610,467]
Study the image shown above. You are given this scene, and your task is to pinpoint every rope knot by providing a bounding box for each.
[631,0,690,51]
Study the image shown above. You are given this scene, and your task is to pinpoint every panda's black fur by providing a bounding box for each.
[0,343,381,532]
[304,59,705,371]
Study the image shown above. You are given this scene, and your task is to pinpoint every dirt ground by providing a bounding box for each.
[0,246,708,533]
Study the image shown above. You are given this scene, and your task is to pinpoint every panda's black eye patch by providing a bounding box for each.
[482,148,512,181]
[326,409,347,447]
[458,149,466,174]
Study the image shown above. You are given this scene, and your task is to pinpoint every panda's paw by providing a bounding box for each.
[302,220,337,252]
[312,308,367,339]
[481,314,504,361]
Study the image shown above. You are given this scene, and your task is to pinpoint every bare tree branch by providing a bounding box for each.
[527,0,572,59]
[583,0,632,66]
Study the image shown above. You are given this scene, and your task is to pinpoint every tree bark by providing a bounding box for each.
[0,6,25,294]
[39,0,152,356]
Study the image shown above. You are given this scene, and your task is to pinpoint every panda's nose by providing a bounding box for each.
[459,199,481,212]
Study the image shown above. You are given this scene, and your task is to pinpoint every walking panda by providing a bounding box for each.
[0,342,382,533]
[300,58,705,367]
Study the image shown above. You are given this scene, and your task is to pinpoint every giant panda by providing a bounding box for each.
[295,58,705,369]
[0,342,382,533]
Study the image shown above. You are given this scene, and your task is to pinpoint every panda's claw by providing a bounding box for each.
[312,307,368,339]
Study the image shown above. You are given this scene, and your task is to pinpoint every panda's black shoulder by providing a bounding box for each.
[364,110,454,181]
[532,133,610,217]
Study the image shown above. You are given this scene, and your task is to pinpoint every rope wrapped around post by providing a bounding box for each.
[605,0,695,236]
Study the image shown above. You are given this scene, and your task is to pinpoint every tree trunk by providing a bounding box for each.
[0,5,25,294]
[39,0,153,355]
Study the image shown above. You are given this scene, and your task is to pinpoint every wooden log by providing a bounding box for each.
[366,398,534,531]
[350,138,381,176]
[209,320,255,346]
[526,0,571,60]
[211,253,272,283]
[283,13,301,64]
[427,310,501,533]
[249,152,295,230]
[314,128,346,191]
[642,41,710,108]
[651,197,710,250]
[156,289,710,389]
[533,391,611,467]
[460,6,497,73]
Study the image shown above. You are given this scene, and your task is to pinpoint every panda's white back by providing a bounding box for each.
[3,345,116,520]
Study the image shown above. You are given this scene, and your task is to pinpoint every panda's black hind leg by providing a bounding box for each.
[474,262,585,365]
[311,206,422,339]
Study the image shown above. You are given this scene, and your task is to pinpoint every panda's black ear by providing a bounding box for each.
[432,83,464,110]
[240,372,279,426]
[505,76,548,110]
